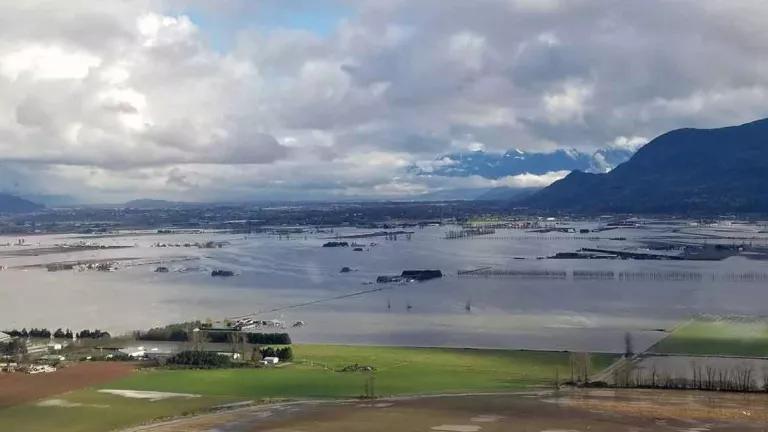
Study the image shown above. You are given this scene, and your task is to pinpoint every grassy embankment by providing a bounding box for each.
[0,344,617,432]
[651,317,768,357]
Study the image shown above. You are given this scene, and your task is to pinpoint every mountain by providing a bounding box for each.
[22,194,79,207]
[524,118,768,213]
[476,187,540,201]
[415,147,635,179]
[0,193,44,214]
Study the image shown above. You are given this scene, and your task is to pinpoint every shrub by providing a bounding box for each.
[246,333,291,345]
[166,350,231,368]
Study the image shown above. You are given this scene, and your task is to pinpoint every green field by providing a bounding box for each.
[0,345,617,432]
[651,318,768,357]
[105,345,617,397]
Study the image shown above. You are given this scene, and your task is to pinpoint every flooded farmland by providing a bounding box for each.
[2,222,768,353]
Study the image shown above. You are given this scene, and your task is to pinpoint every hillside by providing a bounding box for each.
[524,118,768,213]
[0,193,44,214]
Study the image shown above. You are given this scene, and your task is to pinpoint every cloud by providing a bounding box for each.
[543,81,592,124]
[496,171,570,188]
[610,136,648,152]
[1,0,768,201]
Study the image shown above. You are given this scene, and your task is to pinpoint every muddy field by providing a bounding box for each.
[0,362,135,407]
[121,390,768,432]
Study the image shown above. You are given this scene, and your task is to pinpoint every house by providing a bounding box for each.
[260,357,279,365]
[0,332,11,343]
[47,342,63,351]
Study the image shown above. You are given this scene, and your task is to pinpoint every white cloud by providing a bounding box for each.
[0,45,101,81]
[447,31,487,71]
[610,136,648,152]
[497,170,570,188]
[543,81,592,124]
[1,0,768,202]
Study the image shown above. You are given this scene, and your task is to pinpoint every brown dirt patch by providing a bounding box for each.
[0,362,135,407]
[122,393,766,432]
[560,388,768,424]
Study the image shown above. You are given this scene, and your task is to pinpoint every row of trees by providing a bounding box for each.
[166,351,232,368]
[248,333,292,345]
[3,328,110,339]
[136,327,189,341]
[611,360,768,393]
[136,327,292,345]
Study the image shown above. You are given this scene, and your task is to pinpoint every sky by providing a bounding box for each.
[1,0,767,203]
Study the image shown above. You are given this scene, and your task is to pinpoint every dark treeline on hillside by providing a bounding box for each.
[3,328,110,339]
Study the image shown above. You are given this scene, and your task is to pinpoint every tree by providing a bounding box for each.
[0,339,26,356]
[624,332,634,358]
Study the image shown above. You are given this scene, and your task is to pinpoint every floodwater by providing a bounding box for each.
[1,223,767,353]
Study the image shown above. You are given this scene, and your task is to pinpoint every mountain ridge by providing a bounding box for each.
[0,193,44,214]
[524,117,768,213]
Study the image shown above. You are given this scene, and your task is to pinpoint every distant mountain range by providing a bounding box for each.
[524,118,768,213]
[415,147,634,179]
[0,193,44,214]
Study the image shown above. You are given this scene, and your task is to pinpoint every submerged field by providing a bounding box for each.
[651,317,768,357]
[0,345,617,432]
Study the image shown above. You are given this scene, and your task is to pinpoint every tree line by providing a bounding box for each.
[136,327,291,345]
[3,328,110,339]
[166,351,232,368]
[610,361,768,393]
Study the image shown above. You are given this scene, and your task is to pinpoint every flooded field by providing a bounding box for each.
[2,222,768,352]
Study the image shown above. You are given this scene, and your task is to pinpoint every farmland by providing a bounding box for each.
[0,345,618,432]
[651,317,768,357]
[106,345,617,398]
